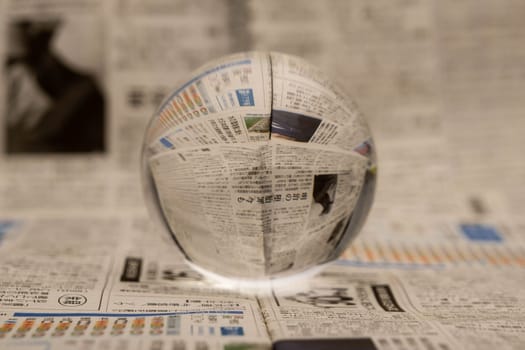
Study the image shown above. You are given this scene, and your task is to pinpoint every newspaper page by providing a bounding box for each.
[0,0,235,216]
[1,217,524,350]
[262,264,525,350]
[0,218,271,349]
[0,0,114,217]
[1,0,525,349]
[261,218,525,350]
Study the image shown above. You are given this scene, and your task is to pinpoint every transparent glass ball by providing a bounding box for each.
[142,52,376,282]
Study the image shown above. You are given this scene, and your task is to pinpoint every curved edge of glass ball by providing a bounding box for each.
[141,51,377,282]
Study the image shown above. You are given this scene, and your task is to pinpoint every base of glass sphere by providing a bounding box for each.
[187,259,329,295]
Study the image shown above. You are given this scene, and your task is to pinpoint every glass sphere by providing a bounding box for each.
[142,52,376,282]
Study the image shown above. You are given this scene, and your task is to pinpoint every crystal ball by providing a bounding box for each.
[142,52,376,281]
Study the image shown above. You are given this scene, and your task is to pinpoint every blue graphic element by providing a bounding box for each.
[0,220,17,245]
[220,326,244,336]
[0,220,16,231]
[160,137,174,149]
[460,224,502,242]
[236,89,255,106]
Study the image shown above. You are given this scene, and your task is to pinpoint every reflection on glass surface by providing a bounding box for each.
[142,52,376,281]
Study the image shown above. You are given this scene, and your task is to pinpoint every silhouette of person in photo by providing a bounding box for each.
[311,174,337,216]
[6,19,105,153]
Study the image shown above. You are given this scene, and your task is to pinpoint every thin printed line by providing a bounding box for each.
[14,310,244,318]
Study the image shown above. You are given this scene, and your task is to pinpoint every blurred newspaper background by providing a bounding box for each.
[0,0,524,349]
